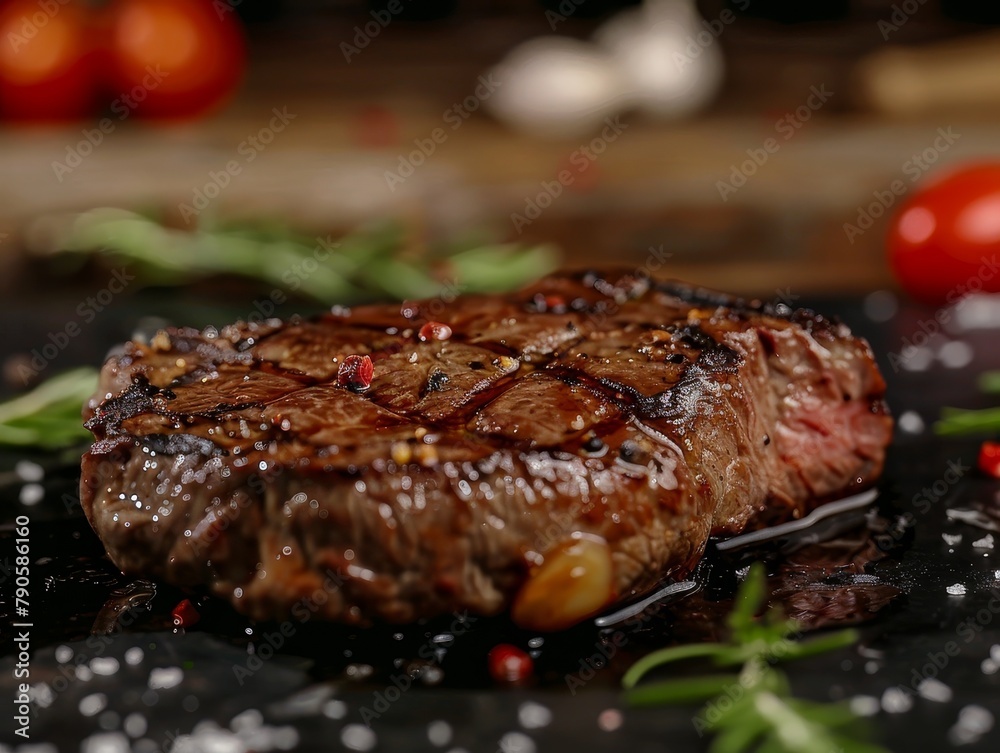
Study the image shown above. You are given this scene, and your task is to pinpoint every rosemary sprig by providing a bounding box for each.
[935,371,1000,436]
[979,371,1000,395]
[34,208,558,304]
[623,564,881,753]
[0,368,98,449]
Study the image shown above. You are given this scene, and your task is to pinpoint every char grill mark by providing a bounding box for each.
[80,269,893,631]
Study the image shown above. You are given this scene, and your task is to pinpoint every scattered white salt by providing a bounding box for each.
[865,661,880,674]
[80,732,130,753]
[954,295,1000,330]
[55,645,73,664]
[420,665,444,685]
[90,657,120,676]
[341,724,377,752]
[917,678,953,703]
[76,666,93,682]
[949,704,995,745]
[973,535,995,550]
[427,720,453,747]
[849,695,881,717]
[518,701,553,730]
[864,290,898,322]
[12,743,57,753]
[124,647,144,666]
[15,459,44,482]
[322,700,347,720]
[897,411,925,434]
[991,645,1000,663]
[79,693,108,717]
[19,483,44,506]
[947,583,967,596]
[147,666,183,690]
[981,658,999,675]
[29,683,54,709]
[498,731,536,753]
[939,340,974,369]
[269,684,333,717]
[230,709,264,733]
[171,729,244,753]
[272,726,300,750]
[881,687,913,714]
[124,713,148,738]
[942,533,963,546]
[900,346,934,372]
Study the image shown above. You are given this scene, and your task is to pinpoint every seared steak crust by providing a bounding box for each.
[80,270,892,629]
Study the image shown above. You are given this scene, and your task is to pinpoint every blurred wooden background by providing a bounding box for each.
[2,0,1000,297]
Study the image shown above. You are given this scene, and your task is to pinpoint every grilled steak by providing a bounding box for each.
[80,270,892,630]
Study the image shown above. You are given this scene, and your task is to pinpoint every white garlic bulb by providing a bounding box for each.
[594,0,723,119]
[485,36,632,140]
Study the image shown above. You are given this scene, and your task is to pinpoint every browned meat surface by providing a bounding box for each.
[80,270,892,630]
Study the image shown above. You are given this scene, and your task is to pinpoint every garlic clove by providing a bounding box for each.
[512,532,616,631]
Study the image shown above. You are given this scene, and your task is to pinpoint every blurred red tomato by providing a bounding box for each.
[102,0,245,120]
[0,1,99,122]
[888,163,1000,305]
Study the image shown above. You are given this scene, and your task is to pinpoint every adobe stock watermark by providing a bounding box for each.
[873,457,969,554]
[843,126,960,245]
[358,611,477,726]
[878,0,929,41]
[15,268,135,385]
[545,0,587,30]
[51,66,169,182]
[232,567,348,685]
[510,115,628,234]
[5,0,73,51]
[692,638,808,738]
[579,245,673,330]
[383,74,501,192]
[889,588,1000,701]
[716,84,833,201]
[340,0,409,62]
[178,106,297,221]
[242,235,342,325]
[671,0,750,71]
[885,255,997,373]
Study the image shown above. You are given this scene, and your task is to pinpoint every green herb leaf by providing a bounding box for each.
[621,642,730,689]
[979,371,1000,394]
[934,406,1000,436]
[0,368,98,449]
[625,674,739,706]
[727,563,769,640]
[622,564,885,753]
[37,209,557,305]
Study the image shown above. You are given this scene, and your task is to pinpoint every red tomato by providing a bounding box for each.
[979,441,1000,479]
[888,163,1000,305]
[101,0,245,120]
[0,1,99,122]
